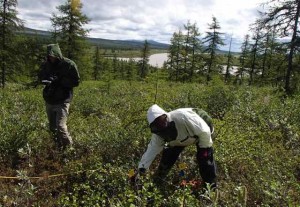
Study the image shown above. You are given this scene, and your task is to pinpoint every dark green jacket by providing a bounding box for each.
[38,44,80,104]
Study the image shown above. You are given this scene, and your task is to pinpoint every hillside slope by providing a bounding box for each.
[20,27,170,50]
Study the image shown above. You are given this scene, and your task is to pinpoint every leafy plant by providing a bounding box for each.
[0,81,299,206]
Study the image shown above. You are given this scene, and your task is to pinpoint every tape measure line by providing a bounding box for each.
[0,168,105,180]
[0,173,67,180]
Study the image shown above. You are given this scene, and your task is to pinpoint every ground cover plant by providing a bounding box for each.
[0,80,299,206]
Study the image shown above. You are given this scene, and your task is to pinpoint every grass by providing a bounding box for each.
[0,80,299,206]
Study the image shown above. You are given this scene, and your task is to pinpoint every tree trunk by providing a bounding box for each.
[285,0,300,94]
[1,0,7,88]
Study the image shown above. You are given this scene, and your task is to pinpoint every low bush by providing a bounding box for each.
[0,80,299,206]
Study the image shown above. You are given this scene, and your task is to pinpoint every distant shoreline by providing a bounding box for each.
[118,53,168,68]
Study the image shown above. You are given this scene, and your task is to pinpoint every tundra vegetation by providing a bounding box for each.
[0,81,300,206]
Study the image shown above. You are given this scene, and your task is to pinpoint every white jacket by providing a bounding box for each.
[138,107,212,169]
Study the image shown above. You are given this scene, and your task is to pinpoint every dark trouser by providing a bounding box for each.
[46,103,73,148]
[196,146,217,188]
[153,146,217,188]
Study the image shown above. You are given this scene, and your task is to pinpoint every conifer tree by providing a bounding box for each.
[182,21,192,81]
[225,35,233,83]
[236,34,250,85]
[248,24,263,86]
[264,27,287,86]
[139,40,150,79]
[167,30,184,81]
[0,0,23,87]
[112,53,118,79]
[260,0,300,94]
[93,46,101,80]
[186,22,202,82]
[126,58,138,81]
[51,0,90,78]
[260,30,271,82]
[258,26,280,85]
[203,16,225,83]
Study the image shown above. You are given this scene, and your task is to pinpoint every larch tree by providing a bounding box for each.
[259,25,279,85]
[187,22,202,82]
[126,58,138,81]
[139,40,150,79]
[93,45,102,80]
[203,16,225,83]
[260,29,272,82]
[112,53,118,79]
[248,23,263,86]
[51,0,90,78]
[225,35,233,83]
[260,0,300,94]
[236,34,250,85]
[264,26,281,85]
[167,30,184,81]
[0,0,23,88]
[182,21,192,81]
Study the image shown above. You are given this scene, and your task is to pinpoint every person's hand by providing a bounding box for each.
[49,76,58,83]
[128,169,138,184]
[129,168,146,185]
[41,80,52,85]
[129,168,146,190]
[138,168,146,175]
[41,76,58,86]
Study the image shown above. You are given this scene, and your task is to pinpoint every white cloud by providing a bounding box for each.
[17,0,264,51]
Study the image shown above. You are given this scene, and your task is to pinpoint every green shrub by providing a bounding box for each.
[0,81,299,206]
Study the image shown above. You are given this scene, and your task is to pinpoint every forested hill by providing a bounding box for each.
[20,27,170,50]
[20,28,234,54]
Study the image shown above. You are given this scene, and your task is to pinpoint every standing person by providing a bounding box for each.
[38,43,80,149]
[136,104,217,190]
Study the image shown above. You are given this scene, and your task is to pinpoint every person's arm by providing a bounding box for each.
[138,134,165,170]
[38,63,48,83]
[38,63,57,86]
[60,62,80,88]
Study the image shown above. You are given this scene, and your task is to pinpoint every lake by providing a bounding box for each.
[119,53,239,75]
[119,53,168,68]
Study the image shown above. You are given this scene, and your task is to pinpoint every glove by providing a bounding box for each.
[129,168,146,191]
[138,168,146,175]
[129,168,146,185]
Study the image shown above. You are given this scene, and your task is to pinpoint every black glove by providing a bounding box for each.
[138,168,146,175]
[129,168,146,191]
[129,168,146,185]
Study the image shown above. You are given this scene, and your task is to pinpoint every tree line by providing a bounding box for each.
[0,0,299,94]
[166,0,300,95]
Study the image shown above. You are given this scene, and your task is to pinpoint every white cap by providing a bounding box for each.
[147,104,167,125]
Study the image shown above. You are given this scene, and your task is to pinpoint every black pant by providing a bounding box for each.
[153,146,217,188]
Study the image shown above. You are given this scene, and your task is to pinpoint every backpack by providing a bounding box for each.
[192,108,214,133]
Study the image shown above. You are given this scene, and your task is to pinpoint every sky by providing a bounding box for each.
[16,0,265,52]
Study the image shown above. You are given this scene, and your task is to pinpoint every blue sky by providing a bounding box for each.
[17,0,264,52]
